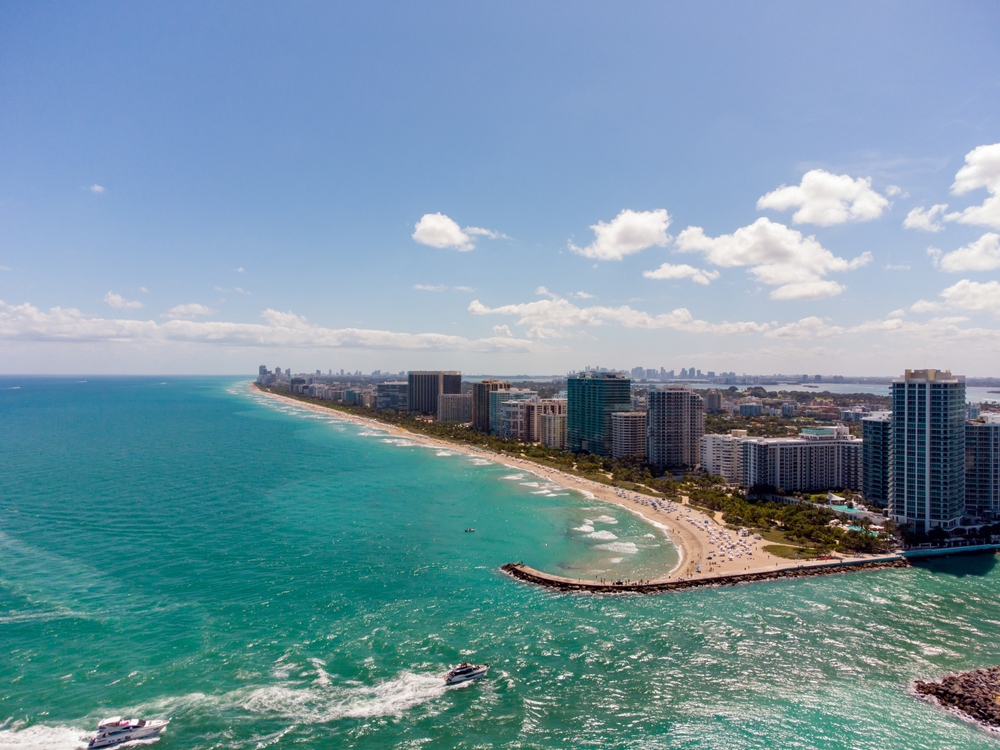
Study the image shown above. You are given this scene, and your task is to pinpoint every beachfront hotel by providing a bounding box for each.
[407,371,461,415]
[489,388,536,434]
[567,372,633,457]
[437,392,473,423]
[611,411,647,459]
[701,430,748,483]
[646,384,704,472]
[741,425,863,493]
[890,369,966,533]
[472,380,511,432]
[500,397,568,442]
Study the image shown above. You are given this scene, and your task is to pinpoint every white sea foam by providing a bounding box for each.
[501,474,525,480]
[435,451,455,456]
[586,530,619,541]
[0,723,89,750]
[469,459,492,465]
[519,482,540,488]
[609,557,624,564]
[644,533,657,539]
[593,515,618,525]
[573,525,595,533]
[595,541,640,554]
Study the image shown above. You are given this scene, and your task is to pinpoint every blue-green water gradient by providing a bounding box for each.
[1,377,998,749]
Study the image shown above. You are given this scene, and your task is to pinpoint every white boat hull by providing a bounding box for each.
[89,720,169,748]
[445,665,489,685]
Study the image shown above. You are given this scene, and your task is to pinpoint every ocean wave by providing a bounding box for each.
[0,722,89,750]
[519,482,540,488]
[501,474,525,480]
[586,530,619,541]
[593,515,618,525]
[573,524,595,533]
[608,557,624,564]
[595,541,640,554]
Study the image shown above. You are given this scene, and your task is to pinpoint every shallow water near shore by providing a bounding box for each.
[2,376,1000,749]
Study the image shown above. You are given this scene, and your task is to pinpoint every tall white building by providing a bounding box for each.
[539,413,567,449]
[700,430,748,483]
[742,425,862,493]
[501,397,567,441]
[612,411,647,459]
[890,369,966,532]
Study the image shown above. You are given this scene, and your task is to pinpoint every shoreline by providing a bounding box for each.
[248,383,900,584]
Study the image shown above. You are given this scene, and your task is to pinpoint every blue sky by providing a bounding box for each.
[2,1,999,375]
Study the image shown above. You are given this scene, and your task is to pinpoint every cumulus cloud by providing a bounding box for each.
[765,316,845,339]
[0,301,533,352]
[570,291,595,299]
[88,184,105,193]
[903,204,948,232]
[642,263,720,286]
[469,293,768,339]
[756,169,889,226]
[885,185,904,197]
[412,213,503,251]
[413,284,447,292]
[934,233,1000,273]
[675,217,871,300]
[944,143,1000,229]
[103,292,144,310]
[492,324,513,338]
[569,209,672,261]
[161,303,216,320]
[938,279,1000,313]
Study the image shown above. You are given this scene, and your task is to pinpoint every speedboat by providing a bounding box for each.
[88,717,170,748]
[445,663,489,685]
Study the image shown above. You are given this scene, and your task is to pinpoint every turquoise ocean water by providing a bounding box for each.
[1,377,999,749]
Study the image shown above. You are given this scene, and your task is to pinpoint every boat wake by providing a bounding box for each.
[132,670,447,724]
[0,721,89,750]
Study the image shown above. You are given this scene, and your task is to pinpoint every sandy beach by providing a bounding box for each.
[251,383,894,583]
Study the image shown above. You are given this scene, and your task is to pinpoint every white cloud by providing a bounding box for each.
[237,267,245,273]
[569,209,672,261]
[214,286,228,292]
[938,279,1000,314]
[888,309,906,318]
[535,286,558,298]
[675,217,870,300]
[0,265,11,271]
[903,204,948,232]
[885,185,903,197]
[570,291,595,299]
[413,284,447,292]
[469,293,768,339]
[927,247,943,266]
[884,264,910,271]
[910,299,942,313]
[492,324,513,338]
[642,263,720,286]
[465,227,509,240]
[756,169,889,226]
[88,184,105,193]
[103,291,144,310]
[944,142,1000,229]
[936,233,1000,272]
[161,303,216,320]
[412,213,503,251]
[765,316,845,339]
[0,301,533,352]
[454,286,476,292]
[139,287,148,293]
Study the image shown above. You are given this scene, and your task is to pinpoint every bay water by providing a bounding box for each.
[1,377,998,749]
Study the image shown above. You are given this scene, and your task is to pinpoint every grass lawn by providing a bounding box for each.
[763,544,822,560]
[759,529,804,546]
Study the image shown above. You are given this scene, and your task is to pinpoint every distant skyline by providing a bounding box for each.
[2,2,999,375]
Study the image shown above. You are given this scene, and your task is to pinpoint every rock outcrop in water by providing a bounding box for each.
[916,667,1000,727]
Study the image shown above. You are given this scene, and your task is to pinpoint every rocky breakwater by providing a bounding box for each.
[916,667,1000,727]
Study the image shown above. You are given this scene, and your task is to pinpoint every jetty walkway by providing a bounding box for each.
[501,557,912,593]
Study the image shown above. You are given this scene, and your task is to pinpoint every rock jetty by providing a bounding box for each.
[501,559,910,594]
[916,667,1000,727]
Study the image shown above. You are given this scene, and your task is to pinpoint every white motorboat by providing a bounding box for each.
[88,717,170,748]
[445,663,489,685]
